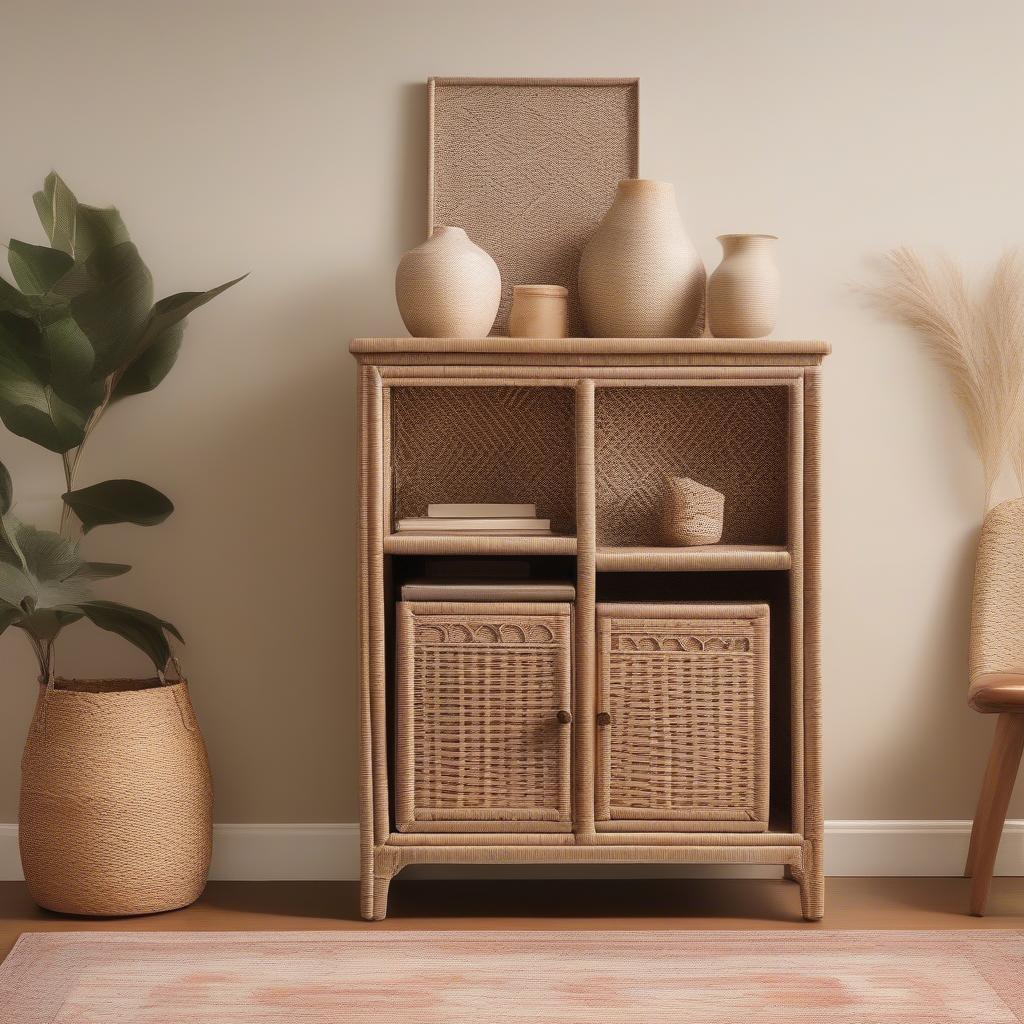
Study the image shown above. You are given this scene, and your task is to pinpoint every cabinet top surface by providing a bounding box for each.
[350,337,830,359]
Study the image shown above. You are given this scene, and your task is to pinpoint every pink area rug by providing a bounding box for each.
[3,929,1024,1022]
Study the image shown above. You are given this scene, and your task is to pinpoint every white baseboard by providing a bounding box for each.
[1,821,1022,881]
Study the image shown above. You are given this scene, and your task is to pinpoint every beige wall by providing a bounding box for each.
[2,0,1022,825]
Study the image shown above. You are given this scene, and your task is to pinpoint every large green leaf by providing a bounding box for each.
[34,174,131,263]
[0,515,134,646]
[0,312,88,453]
[71,242,153,375]
[0,460,10,515]
[0,402,87,454]
[7,240,73,296]
[41,314,101,407]
[62,479,173,532]
[66,561,131,581]
[0,560,33,608]
[0,517,137,647]
[34,173,77,256]
[0,277,37,315]
[125,275,246,369]
[111,321,183,400]
[69,599,180,672]
[18,607,83,641]
[74,204,130,260]
[11,519,91,602]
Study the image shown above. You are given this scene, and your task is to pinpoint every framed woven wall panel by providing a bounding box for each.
[428,77,639,337]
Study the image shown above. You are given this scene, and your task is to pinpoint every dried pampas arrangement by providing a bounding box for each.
[867,247,1024,507]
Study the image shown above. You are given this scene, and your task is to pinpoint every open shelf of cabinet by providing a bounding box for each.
[383,534,577,556]
[596,545,792,572]
[353,337,829,922]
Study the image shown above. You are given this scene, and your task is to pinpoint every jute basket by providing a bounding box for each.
[19,677,213,917]
[663,476,725,546]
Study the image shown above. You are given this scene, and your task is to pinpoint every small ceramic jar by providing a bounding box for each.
[508,285,569,338]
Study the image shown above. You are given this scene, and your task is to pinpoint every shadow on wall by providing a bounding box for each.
[397,83,430,254]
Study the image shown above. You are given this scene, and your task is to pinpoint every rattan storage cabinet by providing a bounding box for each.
[351,337,829,921]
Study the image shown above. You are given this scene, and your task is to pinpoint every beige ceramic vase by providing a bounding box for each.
[707,234,780,338]
[508,285,569,338]
[395,226,501,338]
[577,179,706,338]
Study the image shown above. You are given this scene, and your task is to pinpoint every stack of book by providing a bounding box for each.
[395,503,551,536]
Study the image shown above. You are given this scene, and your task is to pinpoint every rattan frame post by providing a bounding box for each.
[351,337,829,921]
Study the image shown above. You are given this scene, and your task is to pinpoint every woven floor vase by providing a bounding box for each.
[19,678,213,917]
[578,179,706,338]
[395,226,501,338]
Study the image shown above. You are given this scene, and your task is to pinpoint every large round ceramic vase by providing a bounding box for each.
[395,226,501,337]
[707,234,780,338]
[578,179,706,338]
[19,678,213,916]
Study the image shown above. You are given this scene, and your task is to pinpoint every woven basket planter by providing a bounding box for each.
[19,678,213,917]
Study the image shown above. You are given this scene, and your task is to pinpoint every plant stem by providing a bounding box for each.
[58,382,112,540]
[23,631,47,681]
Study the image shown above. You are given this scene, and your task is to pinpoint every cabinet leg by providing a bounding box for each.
[370,871,392,921]
[790,844,823,921]
[799,871,824,921]
[360,870,375,921]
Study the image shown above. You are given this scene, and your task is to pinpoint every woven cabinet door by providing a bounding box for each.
[396,602,573,833]
[596,603,770,832]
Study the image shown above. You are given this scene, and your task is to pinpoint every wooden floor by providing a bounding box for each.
[3,876,1024,959]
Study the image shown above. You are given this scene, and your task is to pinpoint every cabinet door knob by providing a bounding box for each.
[596,711,613,727]
[556,710,573,725]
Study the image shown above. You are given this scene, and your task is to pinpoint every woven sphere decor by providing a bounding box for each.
[663,476,725,546]
[19,678,213,917]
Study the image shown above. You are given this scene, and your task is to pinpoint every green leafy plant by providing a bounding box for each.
[0,173,243,679]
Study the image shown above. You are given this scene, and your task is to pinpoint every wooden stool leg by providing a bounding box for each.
[967,713,1024,916]
[966,725,1006,878]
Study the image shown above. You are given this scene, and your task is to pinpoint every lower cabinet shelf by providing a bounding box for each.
[364,835,816,922]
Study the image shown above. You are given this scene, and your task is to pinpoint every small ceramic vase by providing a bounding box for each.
[395,226,501,337]
[707,234,780,338]
[508,285,569,338]
[577,179,706,338]
[663,476,725,546]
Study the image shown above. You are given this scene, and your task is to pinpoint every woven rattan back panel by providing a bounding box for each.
[429,78,639,336]
[971,498,1024,679]
[389,386,577,535]
[596,603,770,830]
[396,602,573,833]
[594,386,790,546]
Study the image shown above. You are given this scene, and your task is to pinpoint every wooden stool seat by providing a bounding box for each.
[969,673,1024,714]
